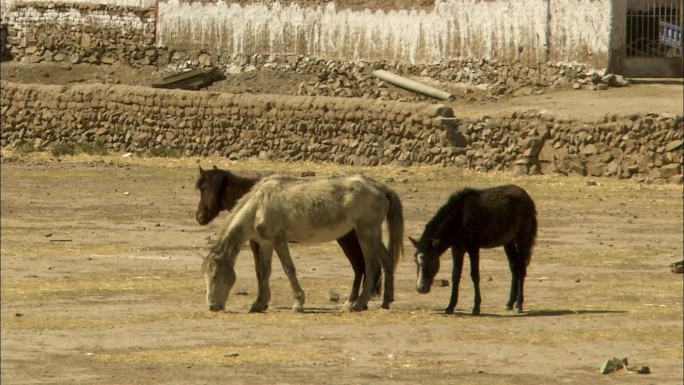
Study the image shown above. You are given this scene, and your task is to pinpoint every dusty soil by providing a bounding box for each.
[1,153,682,385]
[2,62,681,119]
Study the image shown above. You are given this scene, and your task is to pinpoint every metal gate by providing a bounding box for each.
[624,0,682,77]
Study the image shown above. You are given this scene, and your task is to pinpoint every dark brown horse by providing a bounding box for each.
[195,166,381,311]
[411,184,537,315]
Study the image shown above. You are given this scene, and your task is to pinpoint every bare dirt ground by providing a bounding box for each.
[2,62,681,119]
[1,153,682,385]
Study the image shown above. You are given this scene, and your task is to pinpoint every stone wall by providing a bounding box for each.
[0,81,458,166]
[1,81,681,182]
[1,2,157,66]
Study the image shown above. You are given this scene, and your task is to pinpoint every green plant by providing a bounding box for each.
[78,138,109,155]
[15,143,39,155]
[51,143,77,157]
[149,145,183,158]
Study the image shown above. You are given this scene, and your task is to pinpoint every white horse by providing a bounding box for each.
[202,174,404,312]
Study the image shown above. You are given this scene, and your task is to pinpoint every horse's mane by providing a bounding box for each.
[421,188,476,242]
[195,168,235,190]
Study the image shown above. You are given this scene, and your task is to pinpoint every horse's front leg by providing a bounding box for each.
[272,240,305,313]
[468,248,482,315]
[446,247,465,314]
[336,231,365,310]
[249,240,272,313]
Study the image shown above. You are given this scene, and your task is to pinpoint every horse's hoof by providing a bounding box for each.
[380,302,391,310]
[505,305,513,311]
[351,303,368,312]
[514,307,524,315]
[342,301,354,311]
[472,309,481,316]
[249,303,268,313]
[291,305,304,313]
[444,307,454,315]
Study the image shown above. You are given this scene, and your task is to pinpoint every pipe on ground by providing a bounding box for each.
[372,70,455,101]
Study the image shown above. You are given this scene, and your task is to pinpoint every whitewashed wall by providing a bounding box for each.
[548,0,611,65]
[157,0,549,64]
[2,0,614,67]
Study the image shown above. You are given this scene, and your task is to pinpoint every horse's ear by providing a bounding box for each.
[409,237,421,250]
[199,166,207,177]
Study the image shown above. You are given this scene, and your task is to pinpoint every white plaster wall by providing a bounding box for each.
[157,0,548,64]
[548,0,611,63]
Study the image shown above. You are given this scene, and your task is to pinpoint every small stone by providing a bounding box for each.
[300,171,316,177]
[601,357,628,374]
[585,180,597,186]
[224,352,240,357]
[234,289,249,296]
[671,260,683,274]
[15,312,23,317]
[437,279,449,287]
[328,290,340,302]
[631,364,650,374]
[123,191,130,196]
[665,139,683,152]
[596,83,609,91]
[572,83,581,89]
[45,233,52,237]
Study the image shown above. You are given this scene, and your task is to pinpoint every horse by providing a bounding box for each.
[195,166,382,310]
[202,174,404,313]
[410,184,537,315]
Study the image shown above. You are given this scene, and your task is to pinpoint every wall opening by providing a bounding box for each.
[622,0,682,77]
[626,0,681,57]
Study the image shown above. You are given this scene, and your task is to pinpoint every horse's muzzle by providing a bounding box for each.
[209,304,224,312]
[196,212,209,225]
[416,284,431,294]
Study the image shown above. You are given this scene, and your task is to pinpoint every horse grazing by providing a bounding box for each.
[203,174,404,312]
[195,166,382,310]
[410,184,537,315]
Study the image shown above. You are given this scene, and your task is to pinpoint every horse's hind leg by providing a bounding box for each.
[468,248,482,315]
[514,238,534,314]
[350,228,384,311]
[272,241,306,313]
[358,226,395,309]
[336,231,366,309]
[504,243,519,311]
[249,240,272,313]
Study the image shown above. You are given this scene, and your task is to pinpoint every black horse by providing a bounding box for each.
[410,184,537,315]
[195,166,381,310]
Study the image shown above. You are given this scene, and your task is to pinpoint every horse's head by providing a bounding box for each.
[195,166,227,225]
[202,247,236,312]
[410,236,445,294]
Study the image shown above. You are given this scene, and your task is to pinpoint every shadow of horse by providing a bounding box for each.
[433,308,627,317]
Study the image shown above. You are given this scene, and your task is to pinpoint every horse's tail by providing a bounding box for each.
[384,188,405,266]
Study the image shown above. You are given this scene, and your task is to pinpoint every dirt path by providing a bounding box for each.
[1,154,682,384]
[3,62,681,120]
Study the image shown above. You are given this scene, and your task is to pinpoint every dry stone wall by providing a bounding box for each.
[0,81,458,166]
[1,2,157,66]
[1,81,681,183]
